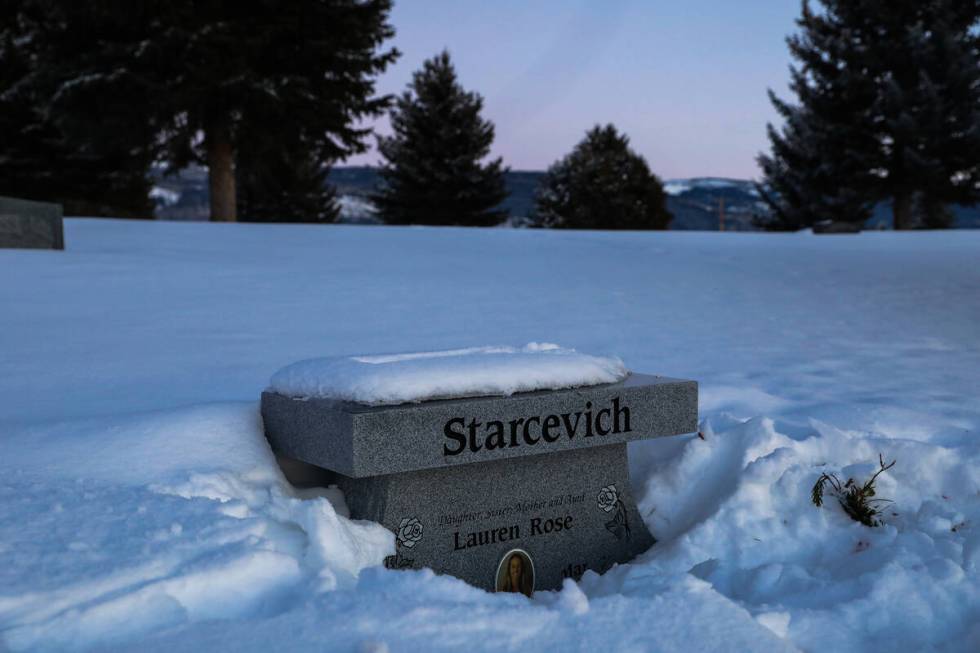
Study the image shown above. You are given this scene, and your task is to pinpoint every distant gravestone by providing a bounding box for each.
[0,196,64,250]
[263,372,697,594]
[813,219,861,234]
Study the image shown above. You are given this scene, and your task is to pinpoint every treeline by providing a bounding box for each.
[5,1,975,231]
[372,51,671,230]
[758,0,980,231]
[0,1,671,230]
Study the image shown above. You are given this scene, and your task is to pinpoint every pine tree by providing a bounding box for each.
[760,0,980,230]
[755,105,825,231]
[147,0,398,222]
[2,0,397,221]
[0,0,157,218]
[236,129,340,223]
[531,125,671,230]
[871,0,980,229]
[373,51,508,226]
[758,1,880,230]
[0,8,56,202]
[236,159,340,224]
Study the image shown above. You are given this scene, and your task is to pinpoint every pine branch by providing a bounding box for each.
[811,455,897,527]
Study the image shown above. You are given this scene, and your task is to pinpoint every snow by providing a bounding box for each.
[338,194,381,224]
[663,181,691,195]
[1,219,979,652]
[149,186,180,207]
[663,177,748,195]
[268,344,628,404]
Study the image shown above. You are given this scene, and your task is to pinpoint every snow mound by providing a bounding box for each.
[268,343,628,404]
[0,403,394,652]
[629,415,980,653]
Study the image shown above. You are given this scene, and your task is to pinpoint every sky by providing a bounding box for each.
[344,0,801,180]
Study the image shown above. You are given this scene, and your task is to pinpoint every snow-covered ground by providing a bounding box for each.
[1,219,978,652]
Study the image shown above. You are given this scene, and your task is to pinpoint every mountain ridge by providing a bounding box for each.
[152,165,979,229]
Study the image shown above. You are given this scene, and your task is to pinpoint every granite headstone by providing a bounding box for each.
[0,196,64,250]
[262,373,698,594]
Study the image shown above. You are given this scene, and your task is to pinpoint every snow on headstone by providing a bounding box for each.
[268,343,629,405]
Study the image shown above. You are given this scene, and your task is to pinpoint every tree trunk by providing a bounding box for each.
[205,118,237,222]
[892,191,912,230]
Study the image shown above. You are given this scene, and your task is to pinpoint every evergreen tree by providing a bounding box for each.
[531,124,671,230]
[760,0,980,230]
[0,7,56,202]
[153,0,398,222]
[3,0,395,221]
[755,105,826,231]
[0,0,157,218]
[757,1,882,230]
[871,0,980,229]
[236,151,339,224]
[373,51,508,226]
[235,118,340,223]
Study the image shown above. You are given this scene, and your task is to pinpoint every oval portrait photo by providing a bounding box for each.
[495,549,534,597]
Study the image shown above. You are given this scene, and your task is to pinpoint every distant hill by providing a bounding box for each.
[328,168,768,230]
[153,165,980,229]
[661,178,765,231]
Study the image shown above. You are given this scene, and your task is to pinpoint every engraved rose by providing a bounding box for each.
[596,483,630,540]
[397,516,424,549]
[597,485,619,513]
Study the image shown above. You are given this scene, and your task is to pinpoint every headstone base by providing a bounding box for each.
[283,443,654,593]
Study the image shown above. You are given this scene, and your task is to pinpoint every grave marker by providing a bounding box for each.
[262,370,697,593]
[0,196,64,250]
